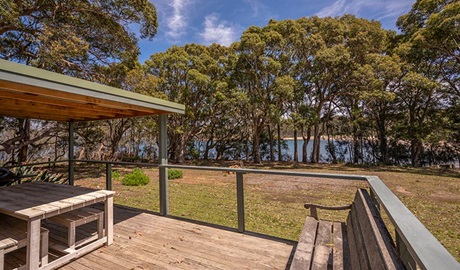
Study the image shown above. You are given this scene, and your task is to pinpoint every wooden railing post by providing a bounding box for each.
[106,163,112,190]
[236,172,245,233]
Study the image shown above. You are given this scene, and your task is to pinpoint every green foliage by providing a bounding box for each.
[0,0,158,80]
[121,168,150,186]
[168,169,183,180]
[112,170,122,181]
[8,166,65,185]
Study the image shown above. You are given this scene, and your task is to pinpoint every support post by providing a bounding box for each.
[396,230,417,270]
[159,115,169,216]
[68,122,75,186]
[236,172,245,233]
[106,163,112,190]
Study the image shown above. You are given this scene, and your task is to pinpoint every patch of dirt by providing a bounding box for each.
[396,186,413,196]
[429,191,460,203]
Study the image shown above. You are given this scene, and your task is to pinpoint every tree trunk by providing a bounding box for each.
[17,118,30,163]
[302,127,311,163]
[411,139,423,167]
[268,125,275,161]
[253,133,261,163]
[277,124,282,161]
[293,129,298,163]
[204,138,213,160]
[245,138,250,162]
[311,123,321,163]
[377,121,389,164]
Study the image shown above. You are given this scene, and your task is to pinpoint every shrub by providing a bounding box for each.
[112,170,121,181]
[121,168,149,186]
[168,169,183,179]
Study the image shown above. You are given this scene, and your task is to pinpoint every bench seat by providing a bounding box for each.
[290,189,404,270]
[0,214,49,270]
[46,207,103,251]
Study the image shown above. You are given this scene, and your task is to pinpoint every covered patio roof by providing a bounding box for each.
[0,59,185,122]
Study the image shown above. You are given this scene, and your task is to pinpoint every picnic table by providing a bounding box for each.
[0,181,114,270]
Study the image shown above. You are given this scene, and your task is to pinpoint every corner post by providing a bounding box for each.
[159,115,169,216]
[68,121,75,186]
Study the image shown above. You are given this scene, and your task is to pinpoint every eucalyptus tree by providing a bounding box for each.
[264,19,300,161]
[358,54,403,164]
[232,26,288,163]
[146,44,230,162]
[196,44,244,160]
[334,16,394,164]
[397,0,460,165]
[0,0,158,163]
[290,16,354,163]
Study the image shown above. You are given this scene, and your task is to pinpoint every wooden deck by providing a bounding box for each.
[56,205,295,270]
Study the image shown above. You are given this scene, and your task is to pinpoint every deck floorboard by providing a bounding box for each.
[58,205,295,270]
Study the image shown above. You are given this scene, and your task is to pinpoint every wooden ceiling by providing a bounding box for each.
[0,60,185,122]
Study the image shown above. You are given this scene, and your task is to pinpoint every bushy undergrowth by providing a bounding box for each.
[121,168,149,186]
[112,170,121,181]
[168,169,183,179]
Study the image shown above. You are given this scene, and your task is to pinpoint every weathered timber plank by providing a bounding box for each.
[115,212,293,258]
[354,189,403,270]
[311,220,333,270]
[114,222,276,269]
[59,206,293,270]
[290,216,318,270]
[333,222,351,270]
[347,205,370,270]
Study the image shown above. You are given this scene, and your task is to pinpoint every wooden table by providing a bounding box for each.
[0,182,115,270]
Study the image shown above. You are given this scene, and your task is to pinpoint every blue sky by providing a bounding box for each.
[138,0,416,63]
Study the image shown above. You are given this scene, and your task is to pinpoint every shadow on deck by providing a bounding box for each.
[59,204,296,270]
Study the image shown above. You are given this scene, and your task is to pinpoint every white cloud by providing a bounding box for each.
[243,0,268,17]
[316,0,348,17]
[315,0,413,21]
[166,0,190,39]
[200,14,239,46]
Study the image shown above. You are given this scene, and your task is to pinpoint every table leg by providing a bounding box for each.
[105,196,114,245]
[27,218,41,270]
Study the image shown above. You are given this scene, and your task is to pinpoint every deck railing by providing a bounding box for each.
[5,160,459,270]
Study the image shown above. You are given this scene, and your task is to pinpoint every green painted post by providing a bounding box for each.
[159,115,169,216]
[106,163,112,190]
[68,122,75,186]
[236,172,245,233]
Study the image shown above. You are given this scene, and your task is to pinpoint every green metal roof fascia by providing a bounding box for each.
[0,59,185,114]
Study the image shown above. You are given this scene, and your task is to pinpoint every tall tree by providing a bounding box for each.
[233,26,286,163]
[0,0,158,163]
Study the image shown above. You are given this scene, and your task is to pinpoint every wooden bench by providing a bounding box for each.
[46,207,103,251]
[290,189,404,270]
[0,214,49,270]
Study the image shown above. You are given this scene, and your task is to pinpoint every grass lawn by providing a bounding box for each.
[73,162,460,262]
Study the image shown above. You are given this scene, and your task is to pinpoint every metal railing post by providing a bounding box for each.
[236,172,245,233]
[396,230,417,270]
[106,163,112,190]
[159,115,169,216]
[68,122,75,186]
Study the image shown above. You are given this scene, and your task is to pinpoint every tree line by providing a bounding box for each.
[0,0,459,167]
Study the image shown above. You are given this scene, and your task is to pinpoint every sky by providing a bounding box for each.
[138,0,416,63]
